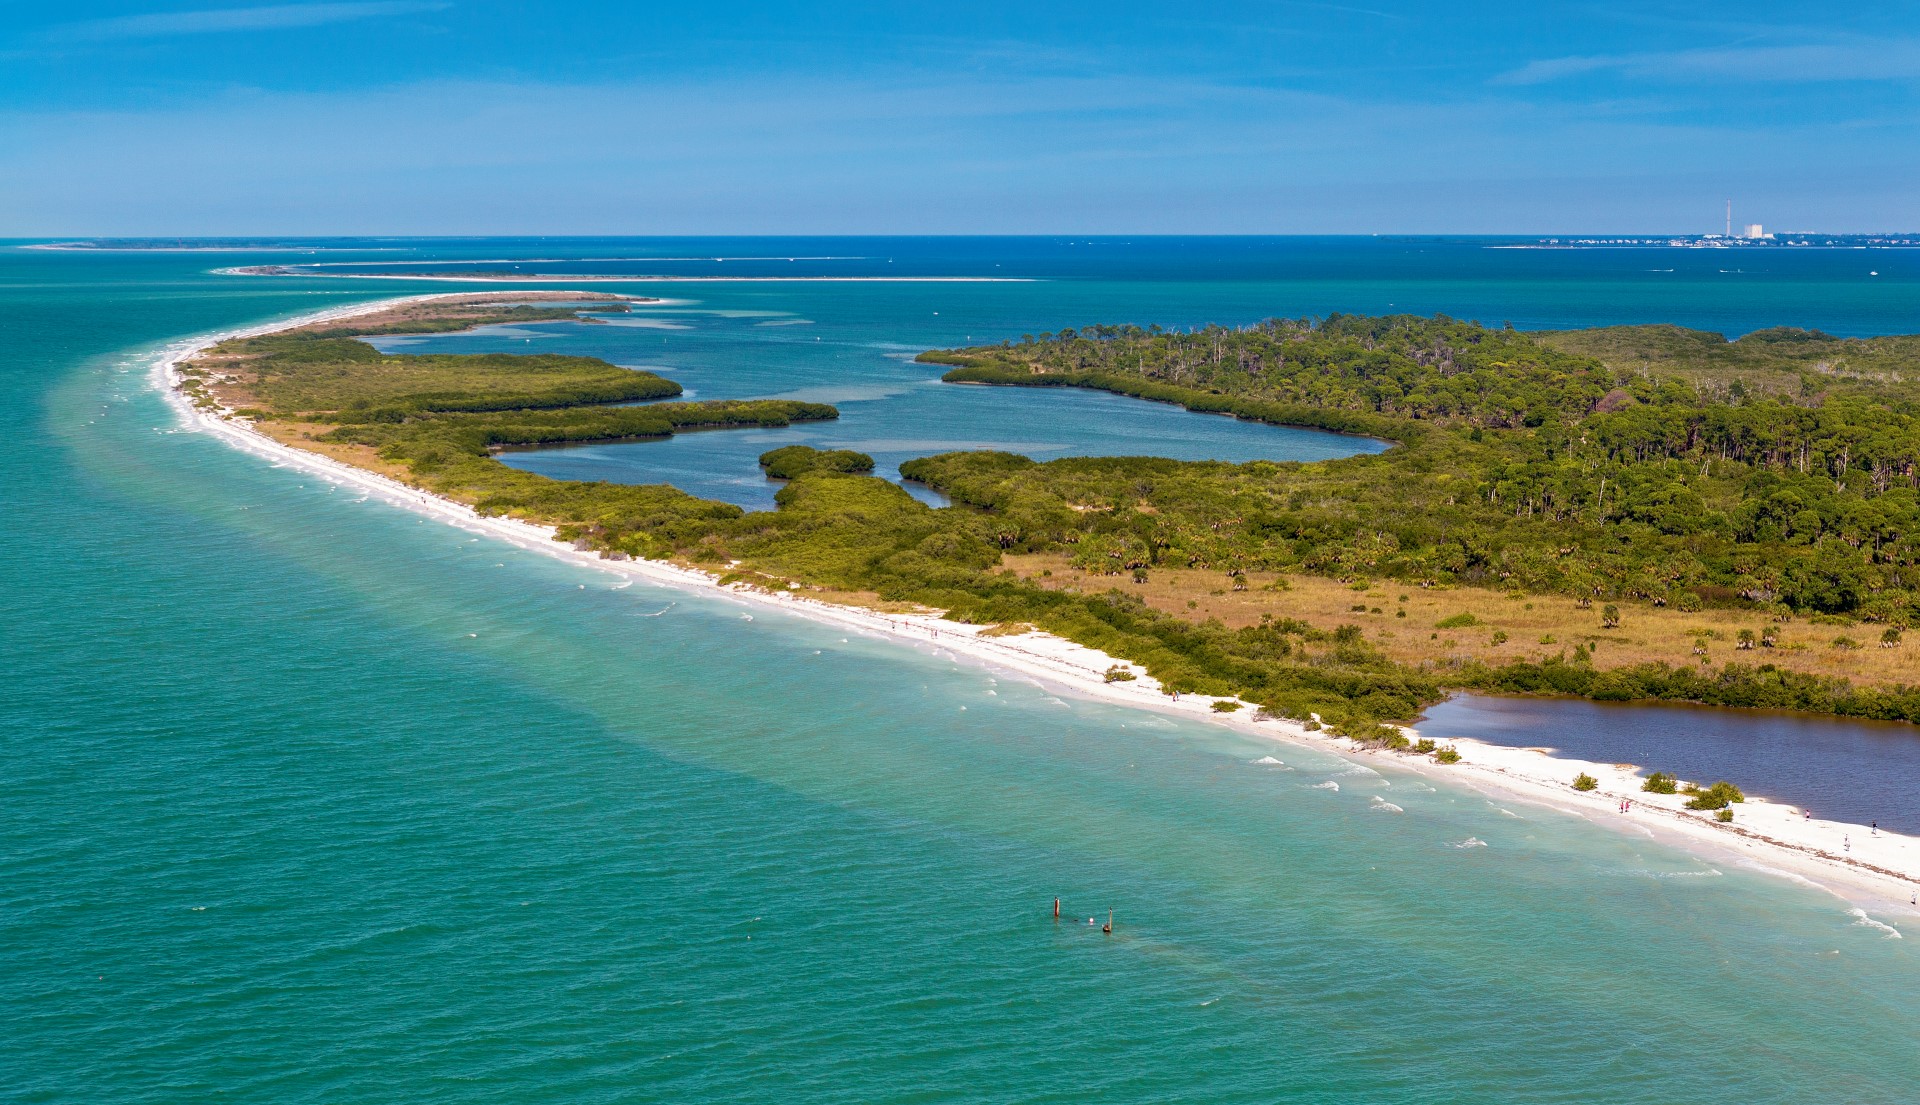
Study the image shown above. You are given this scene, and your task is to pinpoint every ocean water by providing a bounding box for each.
[4,239,1918,1103]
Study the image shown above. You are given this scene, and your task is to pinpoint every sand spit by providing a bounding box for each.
[218,266,1034,283]
[153,293,1920,922]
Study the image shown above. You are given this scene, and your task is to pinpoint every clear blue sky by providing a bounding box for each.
[2,1,1915,234]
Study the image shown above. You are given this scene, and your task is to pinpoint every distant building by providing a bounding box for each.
[1742,223,1771,239]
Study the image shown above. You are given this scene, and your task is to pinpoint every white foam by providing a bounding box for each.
[1849,909,1903,938]
[1311,781,1340,792]
[1252,756,1284,766]
[1369,797,1404,813]
[1453,837,1488,849]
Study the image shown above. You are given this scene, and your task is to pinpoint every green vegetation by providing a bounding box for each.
[212,305,1920,734]
[227,333,683,418]
[205,325,842,554]
[760,445,876,479]
[1572,772,1599,791]
[907,315,1920,724]
[1715,808,1735,823]
[1433,745,1461,764]
[1536,324,1920,406]
[1684,781,1746,810]
[1642,772,1679,794]
[1210,700,1243,713]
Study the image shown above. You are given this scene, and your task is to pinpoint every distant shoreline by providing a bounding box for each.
[152,291,1920,919]
[217,265,1035,283]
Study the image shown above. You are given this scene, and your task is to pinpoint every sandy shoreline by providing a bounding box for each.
[153,292,1918,923]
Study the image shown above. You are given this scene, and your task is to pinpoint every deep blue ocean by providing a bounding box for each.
[4,238,1917,1102]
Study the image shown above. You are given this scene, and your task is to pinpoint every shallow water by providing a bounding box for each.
[5,239,1918,1102]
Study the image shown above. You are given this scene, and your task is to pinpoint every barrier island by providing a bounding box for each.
[179,294,1920,737]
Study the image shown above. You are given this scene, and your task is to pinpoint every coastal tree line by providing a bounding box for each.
[212,311,1920,733]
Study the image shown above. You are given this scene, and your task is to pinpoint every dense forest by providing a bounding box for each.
[195,307,1920,733]
[924,316,1920,620]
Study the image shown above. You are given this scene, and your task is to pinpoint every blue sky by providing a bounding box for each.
[2,1,1916,234]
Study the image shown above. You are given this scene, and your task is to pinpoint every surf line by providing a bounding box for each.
[151,291,1920,921]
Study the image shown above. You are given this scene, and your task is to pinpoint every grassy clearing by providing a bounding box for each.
[1002,553,1916,689]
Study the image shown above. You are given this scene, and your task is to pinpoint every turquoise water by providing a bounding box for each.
[5,241,1918,1102]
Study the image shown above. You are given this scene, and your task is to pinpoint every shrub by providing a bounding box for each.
[1642,772,1678,794]
[1572,773,1599,791]
[1831,635,1861,650]
[1210,700,1243,713]
[758,444,875,479]
[1684,781,1745,810]
[1715,808,1734,823]
[1436,612,1480,629]
[1883,627,1904,647]
[1602,604,1621,628]
[1102,665,1136,683]
[1412,738,1436,754]
[1433,745,1461,764]
[1490,630,1509,645]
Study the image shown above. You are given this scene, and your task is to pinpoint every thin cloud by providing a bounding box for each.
[1495,40,1920,85]
[48,2,450,42]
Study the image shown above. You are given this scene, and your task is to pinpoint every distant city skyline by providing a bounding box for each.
[2,2,1917,235]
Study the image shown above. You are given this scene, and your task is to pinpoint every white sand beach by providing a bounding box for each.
[155,293,1920,921]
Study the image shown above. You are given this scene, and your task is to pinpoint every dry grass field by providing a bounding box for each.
[1002,553,1916,687]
